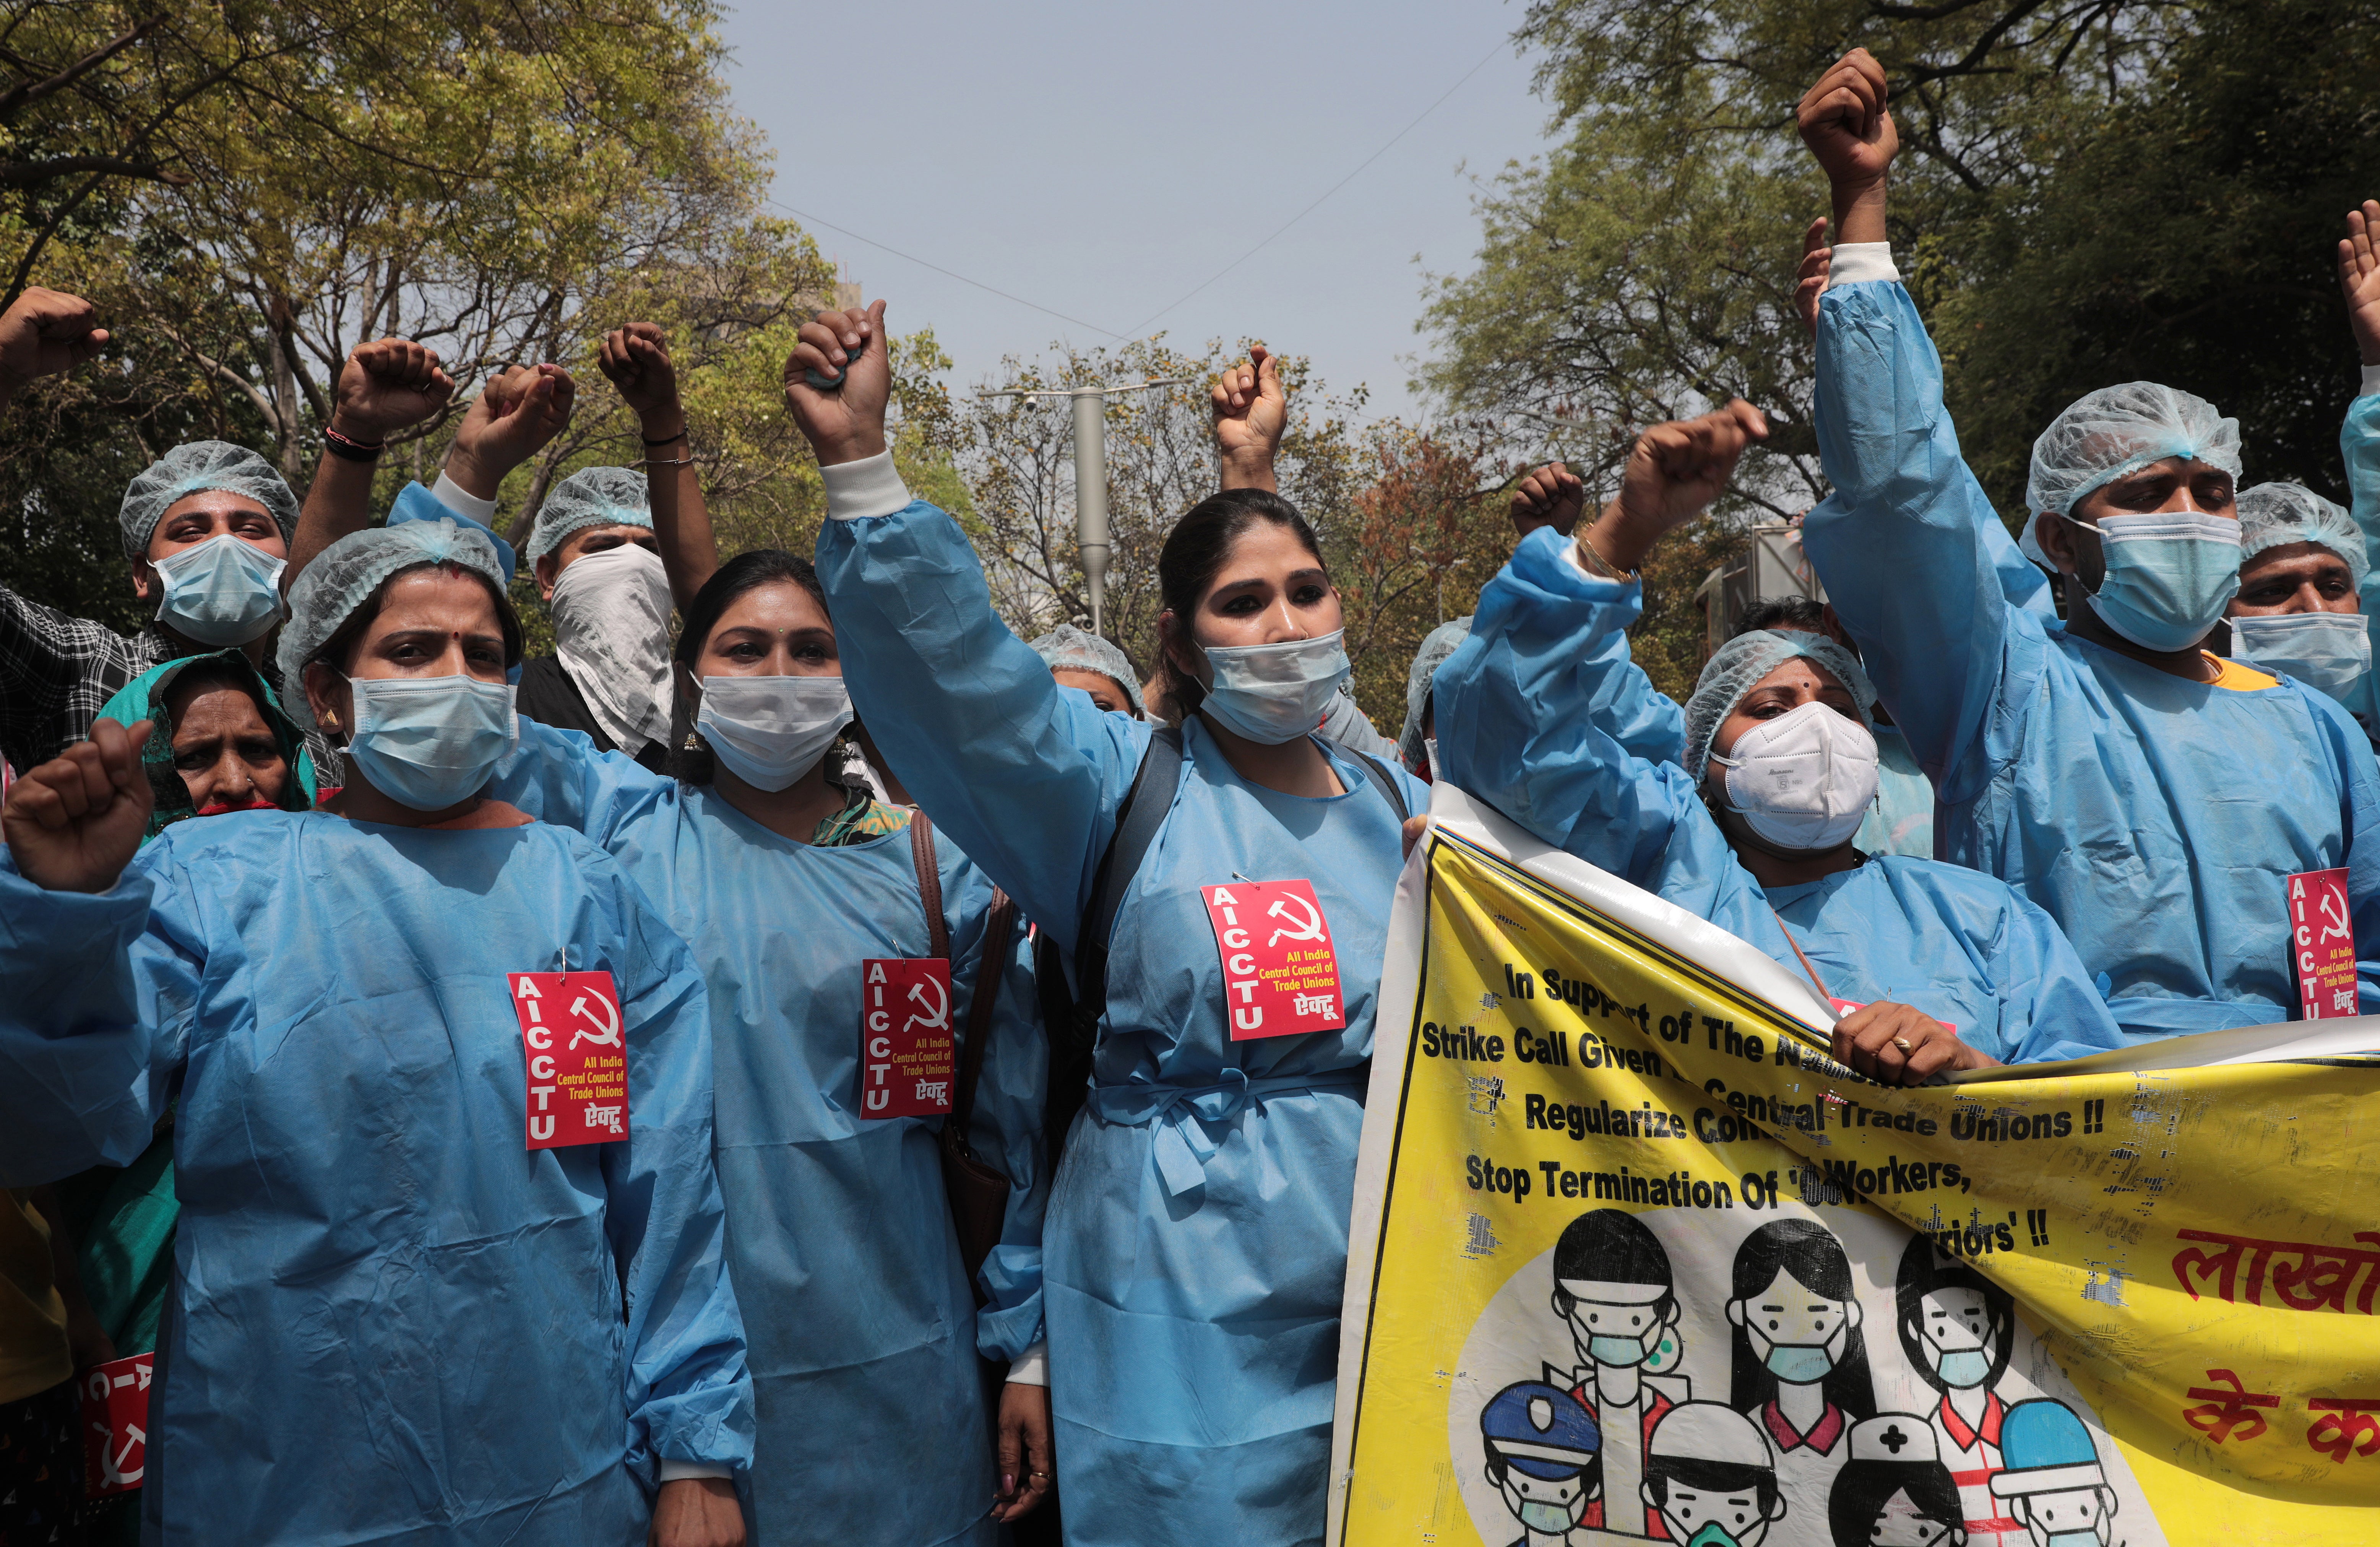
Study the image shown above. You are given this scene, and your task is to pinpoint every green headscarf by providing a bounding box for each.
[93,649,318,842]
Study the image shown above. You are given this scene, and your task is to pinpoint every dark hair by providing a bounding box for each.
[157,657,273,733]
[1728,1219,1877,1421]
[1484,1449,1603,1499]
[1155,488,1327,718]
[311,560,525,680]
[668,548,834,786]
[1551,1209,1677,1323]
[1644,1455,1779,1518]
[1826,1454,1964,1547]
[1895,1237,2016,1396]
[1734,596,1829,638]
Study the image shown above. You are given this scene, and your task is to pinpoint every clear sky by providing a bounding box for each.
[715,1,1555,424]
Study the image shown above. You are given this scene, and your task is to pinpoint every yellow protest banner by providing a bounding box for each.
[1329,790,2380,1547]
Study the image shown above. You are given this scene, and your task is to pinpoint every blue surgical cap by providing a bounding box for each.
[1397,616,1473,770]
[1029,623,1143,714]
[277,518,508,725]
[524,465,651,564]
[2238,481,2367,589]
[2017,382,2243,569]
[1684,628,1876,778]
[119,440,300,561]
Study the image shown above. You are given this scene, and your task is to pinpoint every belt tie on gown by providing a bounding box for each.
[1086,1068,1366,1198]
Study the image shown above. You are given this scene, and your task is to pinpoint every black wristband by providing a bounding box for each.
[321,427,384,463]
[641,428,688,447]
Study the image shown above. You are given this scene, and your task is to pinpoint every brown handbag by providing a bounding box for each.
[908,812,1019,1292]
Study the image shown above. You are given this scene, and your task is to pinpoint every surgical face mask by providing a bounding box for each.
[1707,700,1878,852]
[1935,1347,1993,1388]
[1198,629,1352,745]
[2064,510,2241,653]
[1763,1341,1836,1383]
[1589,1330,1656,1367]
[154,533,287,646]
[2228,611,2372,700]
[1516,1498,1575,1533]
[1684,1523,1747,1547]
[549,544,674,750]
[2041,1533,2102,1547]
[695,674,852,792]
[343,673,517,811]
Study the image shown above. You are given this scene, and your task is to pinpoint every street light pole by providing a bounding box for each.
[982,378,1190,636]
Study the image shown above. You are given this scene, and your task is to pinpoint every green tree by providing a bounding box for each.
[0,1,865,637]
[1422,0,2368,683]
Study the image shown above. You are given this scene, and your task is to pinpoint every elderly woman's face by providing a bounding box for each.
[1708,657,1858,771]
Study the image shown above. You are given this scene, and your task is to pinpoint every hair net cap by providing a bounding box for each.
[1684,627,1877,778]
[2024,382,2241,522]
[1029,623,1143,714]
[1397,616,1473,769]
[524,465,652,564]
[277,518,507,726]
[2237,481,2367,589]
[119,440,300,561]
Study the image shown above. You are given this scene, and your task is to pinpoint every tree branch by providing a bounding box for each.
[0,17,166,123]
[0,153,190,189]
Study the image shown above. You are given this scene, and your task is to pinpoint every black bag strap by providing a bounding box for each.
[948,888,1017,1139]
[1346,748,1410,822]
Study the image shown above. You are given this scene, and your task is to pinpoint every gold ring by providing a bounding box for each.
[1892,1037,1913,1053]
[1029,1471,1051,1479]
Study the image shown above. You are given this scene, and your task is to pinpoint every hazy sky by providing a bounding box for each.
[716,1,1555,424]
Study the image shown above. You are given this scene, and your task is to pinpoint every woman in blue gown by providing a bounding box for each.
[485,545,1053,1547]
[0,519,751,1546]
[1436,404,2127,1082]
[791,303,1428,1545]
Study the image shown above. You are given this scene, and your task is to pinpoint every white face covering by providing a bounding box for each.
[1707,700,1879,852]
[549,544,675,752]
[1198,629,1352,745]
[693,674,853,792]
[2228,611,2372,702]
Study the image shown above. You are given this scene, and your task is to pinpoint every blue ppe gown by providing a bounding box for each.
[1436,528,2129,1068]
[0,811,751,1546]
[2339,387,2380,737]
[813,488,1430,1547]
[486,721,1047,1547]
[1853,724,1937,860]
[1801,275,2380,1038]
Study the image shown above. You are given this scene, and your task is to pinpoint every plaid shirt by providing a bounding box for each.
[0,585,179,777]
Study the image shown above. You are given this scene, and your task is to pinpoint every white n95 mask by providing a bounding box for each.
[694,675,853,792]
[2228,611,2372,702]
[1198,630,1352,745]
[1706,700,1878,852]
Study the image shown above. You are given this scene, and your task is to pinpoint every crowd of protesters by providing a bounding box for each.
[0,46,2376,1547]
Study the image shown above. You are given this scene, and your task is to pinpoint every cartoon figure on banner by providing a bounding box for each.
[1641,1402,1790,1547]
[1828,1414,1969,1547]
[1897,1239,2025,1544]
[1726,1221,1878,1512]
[1480,1381,1604,1547]
[1988,1401,2122,1547]
[1540,1209,1692,1536]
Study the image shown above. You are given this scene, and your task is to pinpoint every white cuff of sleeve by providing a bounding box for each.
[821,450,911,521]
[657,1459,734,1482]
[1823,242,1899,289]
[2361,362,2380,399]
[431,472,499,525]
[1006,1341,1050,1386]
[1564,535,1632,582]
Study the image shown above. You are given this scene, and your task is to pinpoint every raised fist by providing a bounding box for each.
[1614,399,1770,536]
[446,362,575,497]
[1212,344,1287,477]
[1510,462,1586,539]
[330,338,455,442]
[2,717,154,894]
[783,300,891,466]
[0,286,107,404]
[597,322,682,431]
[1797,49,1898,192]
